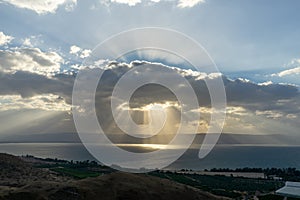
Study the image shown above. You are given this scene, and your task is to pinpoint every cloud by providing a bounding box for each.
[22,38,32,47]
[87,61,300,135]
[0,60,299,135]
[0,94,71,112]
[0,0,77,14]
[286,114,297,119]
[224,77,299,105]
[0,32,13,46]
[100,0,204,8]
[80,49,92,58]
[258,81,273,86]
[0,70,72,97]
[0,47,64,77]
[274,67,300,77]
[226,106,248,116]
[81,61,299,110]
[272,58,300,77]
[22,35,42,47]
[255,110,284,119]
[69,45,91,59]
[111,0,142,6]
[69,45,81,54]
[100,0,143,6]
[177,0,205,8]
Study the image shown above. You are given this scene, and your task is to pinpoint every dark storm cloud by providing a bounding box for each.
[0,71,74,103]
[223,78,299,115]
[224,78,298,104]
[0,61,299,121]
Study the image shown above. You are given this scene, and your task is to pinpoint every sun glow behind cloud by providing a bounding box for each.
[110,101,182,139]
[0,27,299,144]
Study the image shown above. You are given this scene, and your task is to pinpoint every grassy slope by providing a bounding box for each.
[0,153,224,200]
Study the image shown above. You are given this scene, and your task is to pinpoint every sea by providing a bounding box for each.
[0,143,300,170]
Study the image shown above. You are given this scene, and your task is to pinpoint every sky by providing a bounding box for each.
[0,0,299,145]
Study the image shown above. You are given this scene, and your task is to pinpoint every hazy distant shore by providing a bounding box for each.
[1,142,300,170]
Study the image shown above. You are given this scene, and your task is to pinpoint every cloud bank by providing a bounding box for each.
[0,47,64,77]
[0,44,299,135]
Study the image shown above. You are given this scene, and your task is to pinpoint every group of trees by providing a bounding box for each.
[209,167,300,181]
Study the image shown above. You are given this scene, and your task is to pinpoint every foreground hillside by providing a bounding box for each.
[0,153,224,200]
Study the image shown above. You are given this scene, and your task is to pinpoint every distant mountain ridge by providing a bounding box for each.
[194,133,300,146]
[1,133,300,146]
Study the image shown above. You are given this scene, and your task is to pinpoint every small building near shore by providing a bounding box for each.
[276,181,300,199]
[268,175,283,181]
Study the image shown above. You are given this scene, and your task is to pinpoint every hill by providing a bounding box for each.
[0,153,226,200]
